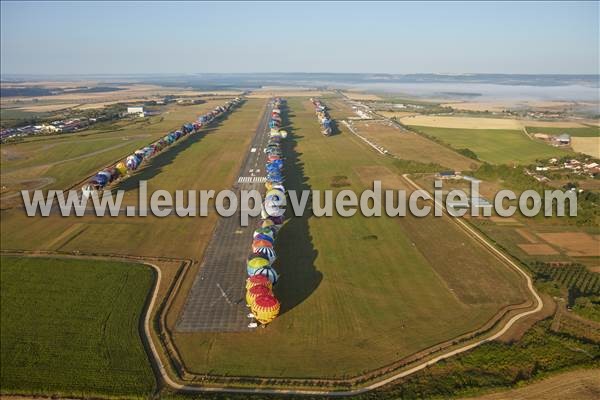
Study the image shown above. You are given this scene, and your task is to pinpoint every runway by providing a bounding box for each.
[176,101,273,332]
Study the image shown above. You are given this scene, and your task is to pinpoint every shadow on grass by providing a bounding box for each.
[273,104,322,315]
[112,113,232,192]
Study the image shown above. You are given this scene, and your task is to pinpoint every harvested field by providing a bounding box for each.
[401,115,524,130]
[518,243,559,255]
[572,137,600,158]
[354,165,404,189]
[461,369,600,400]
[515,228,539,243]
[488,216,522,225]
[353,120,478,170]
[537,232,600,257]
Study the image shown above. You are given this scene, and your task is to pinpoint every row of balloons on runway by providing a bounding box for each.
[245,98,289,326]
[81,97,243,197]
[310,98,333,136]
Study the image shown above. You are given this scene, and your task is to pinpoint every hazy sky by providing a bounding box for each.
[1,1,598,75]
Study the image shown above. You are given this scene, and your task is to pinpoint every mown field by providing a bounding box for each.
[526,126,600,137]
[0,256,155,397]
[170,98,530,379]
[1,100,226,200]
[408,126,570,164]
[0,99,267,260]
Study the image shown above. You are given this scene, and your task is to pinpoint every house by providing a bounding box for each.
[437,171,460,179]
[127,107,145,117]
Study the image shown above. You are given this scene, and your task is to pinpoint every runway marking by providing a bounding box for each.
[238,176,267,183]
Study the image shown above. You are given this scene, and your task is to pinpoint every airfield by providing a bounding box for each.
[1,85,599,398]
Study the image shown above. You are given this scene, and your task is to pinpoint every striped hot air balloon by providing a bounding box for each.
[253,266,279,285]
[255,247,276,264]
[246,284,272,306]
[252,239,273,253]
[251,294,280,325]
[254,233,274,244]
[246,275,272,291]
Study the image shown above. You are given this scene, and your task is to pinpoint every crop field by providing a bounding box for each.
[525,126,600,137]
[407,126,570,164]
[0,99,268,260]
[0,256,155,397]
[352,120,479,171]
[169,98,530,379]
[571,137,600,158]
[1,100,227,202]
[401,115,525,130]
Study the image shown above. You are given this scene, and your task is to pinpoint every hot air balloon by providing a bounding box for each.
[254,233,274,244]
[115,162,128,176]
[255,247,276,264]
[253,227,274,239]
[279,130,288,139]
[247,257,270,275]
[246,284,272,306]
[246,275,272,291]
[253,266,279,285]
[252,239,273,253]
[251,294,280,324]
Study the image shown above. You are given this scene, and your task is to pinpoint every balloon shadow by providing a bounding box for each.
[273,105,322,314]
[111,113,233,192]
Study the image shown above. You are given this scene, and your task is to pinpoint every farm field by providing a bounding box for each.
[0,256,155,397]
[351,120,479,171]
[408,126,570,164]
[571,137,600,158]
[0,99,267,260]
[1,100,227,201]
[169,97,530,379]
[401,115,525,130]
[525,126,600,137]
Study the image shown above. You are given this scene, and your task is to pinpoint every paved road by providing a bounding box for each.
[176,101,273,332]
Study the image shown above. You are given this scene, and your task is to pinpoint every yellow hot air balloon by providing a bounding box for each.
[251,294,280,324]
[279,130,288,139]
[265,181,273,191]
[261,219,275,228]
[246,284,272,306]
[248,256,270,271]
[115,162,128,176]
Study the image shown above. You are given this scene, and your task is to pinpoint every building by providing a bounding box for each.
[127,107,145,117]
[437,170,461,179]
[556,133,571,145]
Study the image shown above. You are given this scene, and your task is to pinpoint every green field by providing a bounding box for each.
[0,99,267,260]
[526,126,600,137]
[170,98,530,379]
[410,126,570,164]
[1,100,228,199]
[0,256,155,397]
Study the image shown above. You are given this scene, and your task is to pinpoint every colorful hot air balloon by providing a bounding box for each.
[252,239,273,252]
[253,266,279,285]
[246,284,272,306]
[247,257,270,275]
[255,247,276,264]
[115,162,128,176]
[251,294,280,324]
[254,227,274,239]
[246,275,272,290]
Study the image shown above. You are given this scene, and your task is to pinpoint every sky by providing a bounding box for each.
[1,1,598,75]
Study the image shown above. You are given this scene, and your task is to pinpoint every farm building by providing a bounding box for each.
[127,107,145,117]
[556,133,571,145]
[437,170,461,180]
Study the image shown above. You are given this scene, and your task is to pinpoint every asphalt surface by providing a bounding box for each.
[176,101,273,332]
